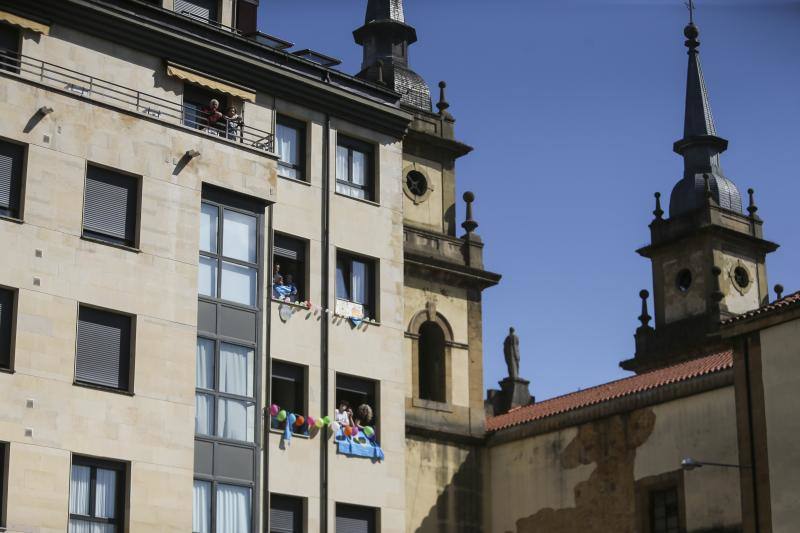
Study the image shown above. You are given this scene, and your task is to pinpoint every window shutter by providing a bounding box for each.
[270,495,301,533]
[76,307,131,390]
[274,235,304,261]
[83,167,137,245]
[272,361,303,382]
[175,0,218,21]
[0,141,22,213]
[0,288,13,369]
[335,505,374,533]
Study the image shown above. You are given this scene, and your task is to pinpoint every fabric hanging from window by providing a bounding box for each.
[166,63,255,102]
[195,393,214,436]
[69,465,91,515]
[336,262,349,301]
[219,343,254,397]
[193,481,211,533]
[196,339,214,389]
[216,484,251,533]
[94,469,117,519]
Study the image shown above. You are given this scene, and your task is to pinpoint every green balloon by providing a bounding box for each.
[322,416,331,425]
[277,410,287,422]
[314,418,324,428]
[363,426,375,437]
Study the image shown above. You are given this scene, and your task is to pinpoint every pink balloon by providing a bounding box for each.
[269,404,280,417]
[307,416,315,428]
[351,426,360,437]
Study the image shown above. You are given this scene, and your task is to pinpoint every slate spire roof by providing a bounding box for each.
[365,0,405,24]
[668,21,743,218]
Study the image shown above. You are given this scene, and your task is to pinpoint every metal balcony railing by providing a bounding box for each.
[178,10,242,35]
[0,49,274,153]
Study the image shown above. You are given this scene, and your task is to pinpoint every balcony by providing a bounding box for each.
[0,49,275,154]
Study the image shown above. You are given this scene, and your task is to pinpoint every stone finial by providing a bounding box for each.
[747,188,758,218]
[653,192,664,220]
[711,265,724,303]
[638,290,652,328]
[436,81,450,115]
[461,191,478,234]
[775,284,784,300]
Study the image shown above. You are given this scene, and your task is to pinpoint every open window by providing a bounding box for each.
[336,374,378,431]
[335,252,376,320]
[183,84,229,133]
[272,234,306,302]
[0,23,20,74]
[270,360,307,435]
[418,321,446,403]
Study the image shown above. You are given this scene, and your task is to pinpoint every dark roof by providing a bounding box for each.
[486,351,733,432]
[669,172,743,217]
[722,290,800,325]
[394,65,432,112]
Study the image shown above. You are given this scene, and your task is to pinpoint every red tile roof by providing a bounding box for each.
[722,290,800,325]
[486,351,733,432]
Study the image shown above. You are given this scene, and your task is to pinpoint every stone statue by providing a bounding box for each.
[503,327,520,380]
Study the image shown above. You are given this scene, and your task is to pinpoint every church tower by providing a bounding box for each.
[353,1,501,531]
[622,18,778,373]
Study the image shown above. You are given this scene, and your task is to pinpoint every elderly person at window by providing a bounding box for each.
[201,98,224,134]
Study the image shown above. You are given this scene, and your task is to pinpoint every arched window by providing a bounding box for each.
[418,321,446,402]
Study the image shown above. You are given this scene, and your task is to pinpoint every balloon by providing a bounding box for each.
[315,418,324,429]
[269,404,280,417]
[363,426,374,437]
[277,410,287,422]
[287,413,297,427]
[295,415,305,427]
[306,416,315,428]
[351,426,360,437]
[323,416,331,425]
[344,426,353,437]
[330,421,341,434]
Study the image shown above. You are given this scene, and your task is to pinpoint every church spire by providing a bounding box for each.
[354,0,432,111]
[668,9,743,218]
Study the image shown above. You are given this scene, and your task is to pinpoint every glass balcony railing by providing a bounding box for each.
[0,49,274,154]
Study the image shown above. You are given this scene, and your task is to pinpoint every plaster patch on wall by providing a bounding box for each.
[515,409,656,533]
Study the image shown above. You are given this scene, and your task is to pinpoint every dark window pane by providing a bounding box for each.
[0,288,13,370]
[76,306,131,391]
[418,321,446,402]
[273,234,306,301]
[271,361,306,434]
[336,374,377,429]
[335,503,376,533]
[0,23,20,74]
[271,494,302,533]
[0,141,24,219]
[83,166,138,247]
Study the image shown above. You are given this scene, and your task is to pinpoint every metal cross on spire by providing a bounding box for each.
[685,0,696,24]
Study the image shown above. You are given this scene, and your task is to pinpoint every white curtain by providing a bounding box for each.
[336,145,349,181]
[69,520,114,533]
[196,339,214,389]
[199,202,218,254]
[193,480,211,533]
[198,256,218,299]
[216,484,251,533]
[69,465,91,515]
[220,261,256,307]
[277,123,299,179]
[219,343,254,397]
[195,393,214,436]
[217,398,255,442]
[222,209,257,263]
[336,263,349,301]
[352,150,366,186]
[351,260,366,304]
[94,469,116,519]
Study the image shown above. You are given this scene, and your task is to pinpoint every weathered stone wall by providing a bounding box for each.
[760,318,800,532]
[485,387,742,533]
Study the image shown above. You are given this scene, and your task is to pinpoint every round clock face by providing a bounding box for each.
[676,269,693,293]
[734,266,750,289]
[406,171,428,197]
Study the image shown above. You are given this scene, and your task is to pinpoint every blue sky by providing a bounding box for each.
[259,1,800,400]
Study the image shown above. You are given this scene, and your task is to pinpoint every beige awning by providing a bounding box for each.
[166,63,256,103]
[0,11,50,35]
